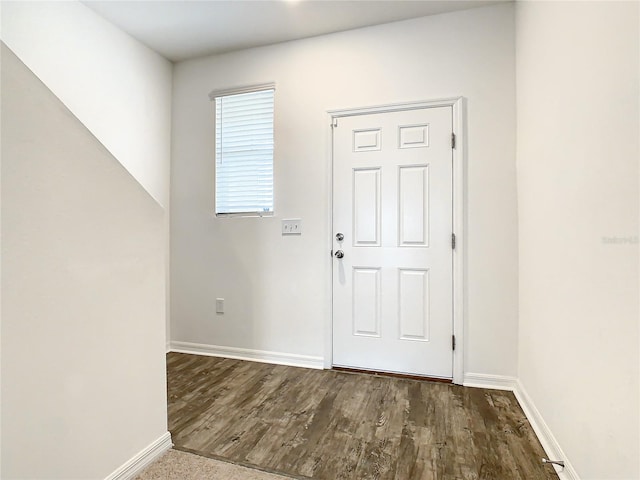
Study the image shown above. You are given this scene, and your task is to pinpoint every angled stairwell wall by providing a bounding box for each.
[0,0,172,207]
[1,2,173,476]
[1,1,173,474]
[1,43,169,479]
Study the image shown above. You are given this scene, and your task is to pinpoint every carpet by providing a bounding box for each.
[134,449,291,480]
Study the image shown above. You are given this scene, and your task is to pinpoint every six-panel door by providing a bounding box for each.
[332,106,453,378]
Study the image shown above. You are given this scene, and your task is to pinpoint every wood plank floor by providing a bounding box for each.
[167,353,558,480]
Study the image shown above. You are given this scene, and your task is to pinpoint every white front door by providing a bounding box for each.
[332,106,453,378]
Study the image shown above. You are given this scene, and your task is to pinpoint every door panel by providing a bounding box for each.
[399,165,429,246]
[353,168,381,246]
[352,267,381,337]
[399,268,430,341]
[332,106,453,378]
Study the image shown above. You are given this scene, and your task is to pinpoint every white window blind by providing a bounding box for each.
[214,87,274,215]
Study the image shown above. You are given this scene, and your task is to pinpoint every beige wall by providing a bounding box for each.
[1,45,168,479]
[0,1,173,207]
[170,3,519,376]
[516,2,639,478]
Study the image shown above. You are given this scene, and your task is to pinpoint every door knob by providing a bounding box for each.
[336,232,344,242]
[334,250,344,259]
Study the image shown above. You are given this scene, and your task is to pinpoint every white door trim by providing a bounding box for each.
[325,97,466,385]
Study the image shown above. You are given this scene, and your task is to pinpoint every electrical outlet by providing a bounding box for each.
[282,218,302,235]
[215,298,224,314]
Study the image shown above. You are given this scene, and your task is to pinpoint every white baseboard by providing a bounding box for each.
[104,432,172,480]
[169,341,324,370]
[463,372,518,391]
[463,373,579,479]
[513,380,580,480]
[463,373,580,480]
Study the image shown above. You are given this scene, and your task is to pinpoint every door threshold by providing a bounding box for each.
[332,366,452,384]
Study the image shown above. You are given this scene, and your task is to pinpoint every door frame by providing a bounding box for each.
[325,97,466,385]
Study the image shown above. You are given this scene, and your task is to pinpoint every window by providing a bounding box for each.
[212,85,274,215]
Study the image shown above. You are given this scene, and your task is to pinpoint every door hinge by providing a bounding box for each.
[452,335,456,351]
[331,118,338,128]
[451,133,456,149]
[451,233,456,250]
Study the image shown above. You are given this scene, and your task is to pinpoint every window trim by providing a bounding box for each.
[208,82,276,101]
[210,82,276,217]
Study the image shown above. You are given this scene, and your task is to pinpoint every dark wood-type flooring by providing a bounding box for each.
[167,352,559,480]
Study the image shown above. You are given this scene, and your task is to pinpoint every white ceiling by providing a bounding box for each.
[83,0,505,62]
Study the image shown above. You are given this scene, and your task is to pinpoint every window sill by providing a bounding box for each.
[215,211,274,218]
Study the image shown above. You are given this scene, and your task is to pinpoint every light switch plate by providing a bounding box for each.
[282,218,302,235]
